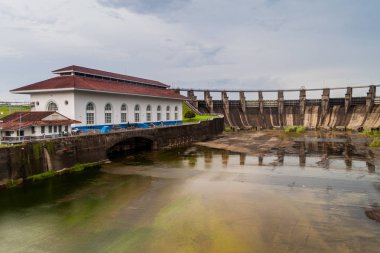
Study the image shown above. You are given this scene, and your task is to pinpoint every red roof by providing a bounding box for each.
[11,76,186,100]
[0,111,80,130]
[52,65,169,88]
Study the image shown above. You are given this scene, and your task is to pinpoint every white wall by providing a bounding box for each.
[30,91,75,120]
[73,91,183,127]
[0,125,72,139]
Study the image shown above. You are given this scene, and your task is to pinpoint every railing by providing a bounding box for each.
[351,97,366,105]
[263,100,278,107]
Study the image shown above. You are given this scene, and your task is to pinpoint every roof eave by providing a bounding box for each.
[11,88,189,100]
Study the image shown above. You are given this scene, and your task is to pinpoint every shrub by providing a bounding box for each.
[284,126,305,134]
[369,138,380,147]
[296,126,305,133]
[184,111,196,119]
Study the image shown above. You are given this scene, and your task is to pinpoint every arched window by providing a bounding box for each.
[146,105,152,122]
[105,103,112,124]
[166,105,171,121]
[86,102,95,125]
[174,106,179,121]
[134,104,140,122]
[157,105,162,121]
[121,104,127,123]
[47,101,58,111]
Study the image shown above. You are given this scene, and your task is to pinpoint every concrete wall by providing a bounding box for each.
[0,118,224,183]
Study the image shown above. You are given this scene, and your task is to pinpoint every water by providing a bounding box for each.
[0,145,379,253]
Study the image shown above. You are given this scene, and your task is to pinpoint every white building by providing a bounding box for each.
[11,66,186,131]
[0,111,79,141]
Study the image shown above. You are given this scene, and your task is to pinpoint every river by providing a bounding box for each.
[0,144,379,252]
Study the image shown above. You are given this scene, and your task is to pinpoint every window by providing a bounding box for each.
[65,125,68,132]
[41,126,45,134]
[166,106,171,121]
[31,126,35,134]
[54,126,58,133]
[86,102,95,125]
[157,105,162,121]
[134,104,140,122]
[174,106,179,120]
[58,125,62,133]
[146,105,151,122]
[121,104,127,123]
[105,103,112,124]
[47,102,58,111]
[49,126,52,133]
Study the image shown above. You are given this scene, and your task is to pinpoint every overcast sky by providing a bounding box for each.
[0,0,379,101]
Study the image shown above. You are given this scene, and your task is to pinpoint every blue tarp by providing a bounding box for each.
[100,126,111,134]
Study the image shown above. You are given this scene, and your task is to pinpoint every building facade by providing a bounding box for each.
[11,66,186,131]
[0,111,79,142]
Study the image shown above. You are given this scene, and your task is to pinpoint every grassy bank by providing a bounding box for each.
[182,102,216,123]
[0,105,30,118]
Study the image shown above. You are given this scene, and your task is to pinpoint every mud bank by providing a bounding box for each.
[195,130,376,162]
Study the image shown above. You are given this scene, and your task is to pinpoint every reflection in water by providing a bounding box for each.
[222,151,229,167]
[239,153,246,166]
[0,143,379,253]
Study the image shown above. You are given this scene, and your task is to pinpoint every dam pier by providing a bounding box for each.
[180,85,380,130]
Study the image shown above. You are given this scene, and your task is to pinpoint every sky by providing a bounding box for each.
[0,0,379,101]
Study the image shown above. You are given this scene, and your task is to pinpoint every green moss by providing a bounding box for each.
[69,162,101,172]
[33,143,42,160]
[5,179,21,188]
[46,142,55,154]
[27,171,56,182]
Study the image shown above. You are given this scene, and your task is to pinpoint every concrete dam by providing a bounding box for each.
[181,85,380,130]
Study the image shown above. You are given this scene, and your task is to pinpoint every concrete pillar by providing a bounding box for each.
[278,90,284,126]
[187,90,198,109]
[221,91,229,115]
[258,91,264,114]
[299,89,306,115]
[321,88,330,118]
[204,90,213,113]
[239,91,246,113]
[366,85,376,113]
[344,87,352,114]
[299,89,306,125]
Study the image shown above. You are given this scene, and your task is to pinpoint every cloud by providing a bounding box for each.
[98,0,190,14]
[0,0,379,101]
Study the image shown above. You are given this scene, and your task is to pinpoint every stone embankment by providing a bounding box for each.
[0,118,224,185]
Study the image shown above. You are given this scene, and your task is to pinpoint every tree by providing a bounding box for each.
[184,111,196,119]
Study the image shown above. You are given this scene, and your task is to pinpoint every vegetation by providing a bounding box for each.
[182,102,216,123]
[184,111,196,119]
[69,162,101,172]
[362,129,380,138]
[284,126,305,134]
[0,105,30,118]
[369,138,380,147]
[5,179,21,188]
[27,171,56,182]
